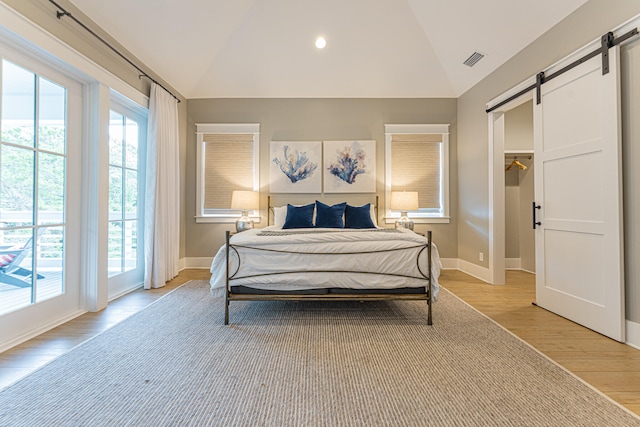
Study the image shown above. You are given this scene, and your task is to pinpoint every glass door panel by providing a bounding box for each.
[107,102,145,294]
[0,58,71,317]
[1,60,35,147]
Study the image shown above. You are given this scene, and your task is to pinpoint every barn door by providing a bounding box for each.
[533,46,625,341]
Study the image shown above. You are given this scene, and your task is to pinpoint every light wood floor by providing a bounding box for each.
[0,269,638,417]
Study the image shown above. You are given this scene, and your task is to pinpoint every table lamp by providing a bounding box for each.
[231,190,259,232]
[390,191,419,230]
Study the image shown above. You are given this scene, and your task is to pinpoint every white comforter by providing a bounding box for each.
[209,226,441,300]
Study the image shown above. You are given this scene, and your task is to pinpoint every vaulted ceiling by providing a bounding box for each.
[68,0,587,99]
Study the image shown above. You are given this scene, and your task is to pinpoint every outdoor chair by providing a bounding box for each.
[0,235,44,287]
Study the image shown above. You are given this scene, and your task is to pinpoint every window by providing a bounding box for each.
[195,124,260,223]
[384,124,450,223]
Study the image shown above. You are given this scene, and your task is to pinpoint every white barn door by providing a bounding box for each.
[533,47,625,341]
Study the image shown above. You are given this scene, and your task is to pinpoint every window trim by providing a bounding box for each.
[195,123,260,223]
[384,124,450,224]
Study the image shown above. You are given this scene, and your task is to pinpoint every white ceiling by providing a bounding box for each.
[68,0,587,99]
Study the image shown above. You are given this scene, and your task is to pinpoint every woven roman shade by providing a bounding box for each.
[390,134,442,209]
[203,133,254,209]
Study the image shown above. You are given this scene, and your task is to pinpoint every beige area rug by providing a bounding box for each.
[1,280,639,427]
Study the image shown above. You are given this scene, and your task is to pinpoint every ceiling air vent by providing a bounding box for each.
[463,51,485,67]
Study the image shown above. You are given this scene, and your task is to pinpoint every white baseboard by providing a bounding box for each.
[181,257,213,269]
[626,320,640,349]
[108,283,143,303]
[454,258,491,283]
[439,258,458,269]
[505,258,521,270]
[0,309,86,354]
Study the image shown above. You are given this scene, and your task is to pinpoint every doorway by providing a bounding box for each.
[488,40,626,342]
[504,101,535,274]
[488,92,533,285]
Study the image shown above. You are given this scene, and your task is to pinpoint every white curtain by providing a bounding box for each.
[144,83,180,289]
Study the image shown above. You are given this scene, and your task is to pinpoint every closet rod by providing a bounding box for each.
[486,28,638,113]
[48,0,181,103]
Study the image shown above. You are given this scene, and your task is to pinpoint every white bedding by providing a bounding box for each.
[209,226,441,300]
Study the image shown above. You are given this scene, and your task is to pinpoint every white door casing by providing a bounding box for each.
[533,46,625,341]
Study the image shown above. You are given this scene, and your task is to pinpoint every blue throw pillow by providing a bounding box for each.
[315,201,346,228]
[345,203,376,229]
[282,203,315,229]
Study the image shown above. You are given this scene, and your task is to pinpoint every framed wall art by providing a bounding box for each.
[323,140,376,193]
[270,141,322,193]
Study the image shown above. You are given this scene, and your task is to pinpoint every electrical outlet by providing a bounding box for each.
[479,252,484,262]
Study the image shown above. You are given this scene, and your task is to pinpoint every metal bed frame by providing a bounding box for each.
[223,208,434,325]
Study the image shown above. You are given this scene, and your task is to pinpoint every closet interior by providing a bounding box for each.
[504,101,535,273]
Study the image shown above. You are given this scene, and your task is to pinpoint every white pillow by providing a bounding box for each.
[370,204,379,227]
[273,205,287,228]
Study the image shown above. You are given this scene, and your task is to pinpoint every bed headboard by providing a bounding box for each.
[267,195,379,226]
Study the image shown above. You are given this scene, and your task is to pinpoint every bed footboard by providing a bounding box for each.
[224,230,433,325]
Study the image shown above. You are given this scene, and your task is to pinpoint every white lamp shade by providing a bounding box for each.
[390,191,419,211]
[231,190,259,210]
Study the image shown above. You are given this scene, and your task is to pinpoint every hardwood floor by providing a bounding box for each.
[0,268,638,417]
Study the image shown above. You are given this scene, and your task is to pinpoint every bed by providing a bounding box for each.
[209,199,441,325]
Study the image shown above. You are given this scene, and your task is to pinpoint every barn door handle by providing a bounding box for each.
[532,202,541,229]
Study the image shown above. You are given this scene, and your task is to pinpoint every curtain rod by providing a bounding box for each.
[48,0,181,103]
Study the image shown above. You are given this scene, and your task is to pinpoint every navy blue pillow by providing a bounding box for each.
[282,203,315,229]
[345,203,376,229]
[315,201,346,228]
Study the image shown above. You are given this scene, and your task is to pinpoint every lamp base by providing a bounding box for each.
[395,212,414,231]
[236,211,253,232]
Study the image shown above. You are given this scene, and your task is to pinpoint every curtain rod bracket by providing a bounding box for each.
[56,11,69,20]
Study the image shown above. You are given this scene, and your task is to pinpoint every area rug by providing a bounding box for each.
[0,280,638,426]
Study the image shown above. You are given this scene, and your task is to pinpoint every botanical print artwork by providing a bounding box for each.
[270,141,322,193]
[274,145,317,183]
[323,140,376,193]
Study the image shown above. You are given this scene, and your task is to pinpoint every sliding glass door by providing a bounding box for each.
[0,52,82,346]
[107,98,146,299]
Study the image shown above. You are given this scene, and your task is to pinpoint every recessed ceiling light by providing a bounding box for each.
[315,37,327,49]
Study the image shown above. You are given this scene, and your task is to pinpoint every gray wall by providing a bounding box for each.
[186,98,458,259]
[4,0,188,258]
[504,102,533,151]
[457,0,640,322]
[504,171,520,259]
